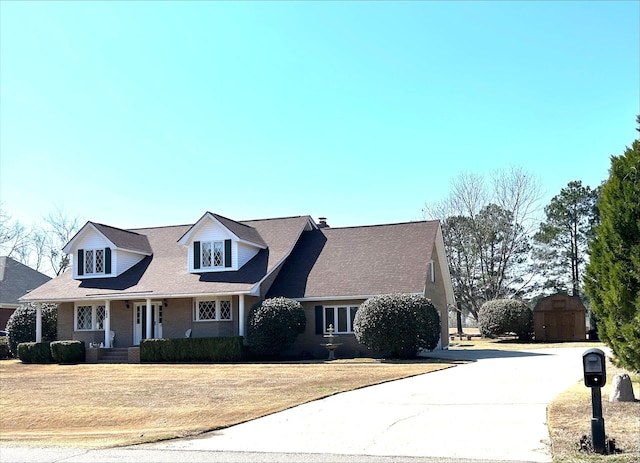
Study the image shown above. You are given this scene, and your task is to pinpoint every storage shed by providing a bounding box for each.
[533,293,587,342]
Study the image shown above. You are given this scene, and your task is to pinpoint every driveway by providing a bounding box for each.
[1,347,587,463]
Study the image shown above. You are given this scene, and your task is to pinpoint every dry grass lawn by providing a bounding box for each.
[547,361,640,463]
[0,359,451,448]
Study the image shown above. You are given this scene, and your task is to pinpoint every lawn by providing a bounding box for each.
[0,359,451,448]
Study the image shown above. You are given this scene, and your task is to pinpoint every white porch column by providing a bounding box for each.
[146,298,152,339]
[35,303,42,343]
[104,300,111,348]
[238,294,245,339]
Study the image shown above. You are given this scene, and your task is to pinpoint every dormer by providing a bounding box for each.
[63,222,152,279]
[177,212,267,273]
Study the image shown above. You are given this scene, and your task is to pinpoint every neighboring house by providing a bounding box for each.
[0,256,51,329]
[20,213,455,358]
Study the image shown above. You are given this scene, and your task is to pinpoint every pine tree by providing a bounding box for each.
[584,117,640,372]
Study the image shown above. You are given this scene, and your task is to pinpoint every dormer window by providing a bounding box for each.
[78,248,112,276]
[194,240,231,270]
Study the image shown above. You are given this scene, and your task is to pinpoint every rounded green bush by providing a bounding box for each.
[478,299,533,340]
[6,303,57,356]
[353,293,441,358]
[246,297,306,358]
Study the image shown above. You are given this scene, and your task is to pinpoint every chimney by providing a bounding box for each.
[318,217,329,228]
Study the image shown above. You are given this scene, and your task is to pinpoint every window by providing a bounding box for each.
[429,261,435,283]
[194,299,233,321]
[81,248,107,275]
[201,241,224,268]
[324,306,358,334]
[75,304,106,331]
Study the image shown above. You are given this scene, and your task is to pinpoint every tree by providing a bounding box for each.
[38,207,81,276]
[584,118,640,372]
[0,206,29,261]
[246,297,306,358]
[424,167,543,321]
[534,181,599,295]
[353,293,440,358]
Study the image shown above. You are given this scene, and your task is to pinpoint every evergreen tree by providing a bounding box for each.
[534,181,598,295]
[585,117,640,372]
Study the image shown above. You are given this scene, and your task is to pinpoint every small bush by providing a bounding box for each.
[0,336,10,359]
[246,297,306,358]
[478,299,533,340]
[50,340,86,364]
[140,337,243,362]
[6,303,57,356]
[17,342,53,363]
[354,293,441,358]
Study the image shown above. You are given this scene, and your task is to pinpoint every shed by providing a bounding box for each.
[533,293,587,342]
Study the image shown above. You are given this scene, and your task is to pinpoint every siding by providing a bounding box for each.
[237,242,259,268]
[115,249,145,276]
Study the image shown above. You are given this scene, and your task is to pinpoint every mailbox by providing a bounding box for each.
[583,348,606,388]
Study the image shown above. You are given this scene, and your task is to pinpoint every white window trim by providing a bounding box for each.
[74,303,107,331]
[200,241,225,269]
[324,306,359,334]
[193,298,233,322]
[84,248,106,276]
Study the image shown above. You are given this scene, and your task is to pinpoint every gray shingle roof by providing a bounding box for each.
[21,216,312,302]
[212,214,267,247]
[0,256,51,305]
[90,222,152,254]
[266,221,440,299]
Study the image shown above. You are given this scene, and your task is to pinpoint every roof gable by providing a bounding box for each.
[177,212,267,248]
[63,222,152,255]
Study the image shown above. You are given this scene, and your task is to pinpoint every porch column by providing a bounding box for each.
[238,294,245,339]
[145,299,152,339]
[104,300,111,348]
[35,303,42,343]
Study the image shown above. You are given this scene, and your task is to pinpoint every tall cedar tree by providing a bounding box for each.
[534,181,598,295]
[585,117,640,372]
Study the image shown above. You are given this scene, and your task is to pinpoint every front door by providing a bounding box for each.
[133,302,163,345]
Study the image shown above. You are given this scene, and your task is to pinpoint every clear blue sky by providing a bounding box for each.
[1,1,638,230]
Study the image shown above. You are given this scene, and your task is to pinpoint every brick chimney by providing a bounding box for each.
[317,217,329,228]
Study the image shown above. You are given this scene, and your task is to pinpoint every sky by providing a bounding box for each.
[1,1,638,232]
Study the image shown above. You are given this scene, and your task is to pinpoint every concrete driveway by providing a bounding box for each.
[1,347,588,463]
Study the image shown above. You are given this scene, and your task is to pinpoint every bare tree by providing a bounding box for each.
[0,205,29,261]
[37,207,82,276]
[423,167,543,322]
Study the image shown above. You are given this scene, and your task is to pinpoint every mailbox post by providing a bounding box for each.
[582,348,606,454]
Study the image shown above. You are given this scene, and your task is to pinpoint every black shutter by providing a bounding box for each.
[193,241,201,270]
[224,239,232,268]
[105,247,112,274]
[77,249,84,276]
[315,305,323,335]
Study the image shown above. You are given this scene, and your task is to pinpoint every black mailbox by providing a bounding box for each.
[583,348,606,388]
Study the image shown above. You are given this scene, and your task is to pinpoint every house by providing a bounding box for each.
[0,256,51,329]
[20,213,455,359]
[533,293,587,342]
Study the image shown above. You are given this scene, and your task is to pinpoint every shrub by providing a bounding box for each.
[17,342,53,363]
[6,303,57,356]
[478,299,533,340]
[50,340,86,364]
[353,293,441,358]
[140,337,243,362]
[0,336,9,359]
[246,297,306,358]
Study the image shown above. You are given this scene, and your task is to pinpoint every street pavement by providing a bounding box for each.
[1,347,588,463]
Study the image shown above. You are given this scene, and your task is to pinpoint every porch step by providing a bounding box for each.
[97,348,129,364]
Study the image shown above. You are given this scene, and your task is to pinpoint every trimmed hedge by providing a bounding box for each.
[478,299,533,341]
[17,342,53,363]
[246,297,306,358]
[354,293,441,358]
[51,340,86,364]
[140,336,243,362]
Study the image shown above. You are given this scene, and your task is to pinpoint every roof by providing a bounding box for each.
[266,220,440,299]
[91,222,153,254]
[0,256,51,305]
[212,214,267,247]
[21,216,312,302]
